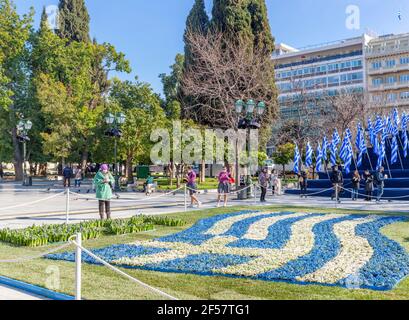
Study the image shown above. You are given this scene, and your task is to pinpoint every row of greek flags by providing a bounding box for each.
[294,108,409,175]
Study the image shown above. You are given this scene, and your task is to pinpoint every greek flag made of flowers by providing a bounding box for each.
[47,211,409,291]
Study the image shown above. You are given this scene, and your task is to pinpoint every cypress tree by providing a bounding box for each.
[57,0,90,42]
[210,0,253,43]
[184,0,209,69]
[248,0,275,54]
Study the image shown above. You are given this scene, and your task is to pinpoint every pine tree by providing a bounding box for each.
[57,0,90,42]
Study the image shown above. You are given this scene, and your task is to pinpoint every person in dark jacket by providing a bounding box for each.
[362,170,374,201]
[374,167,387,203]
[298,170,308,198]
[62,165,73,188]
[351,170,361,201]
[330,165,344,203]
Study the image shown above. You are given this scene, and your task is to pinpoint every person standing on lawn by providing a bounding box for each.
[186,166,202,208]
[330,165,343,203]
[270,169,279,196]
[217,167,230,208]
[93,164,115,220]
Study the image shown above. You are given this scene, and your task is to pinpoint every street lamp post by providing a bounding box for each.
[16,118,33,186]
[105,112,126,192]
[234,99,266,191]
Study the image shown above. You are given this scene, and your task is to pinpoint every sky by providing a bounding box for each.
[15,0,409,96]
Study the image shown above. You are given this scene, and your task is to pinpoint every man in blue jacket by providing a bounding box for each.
[374,167,387,203]
[63,165,73,188]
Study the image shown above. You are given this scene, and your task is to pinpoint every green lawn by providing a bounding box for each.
[1,205,409,300]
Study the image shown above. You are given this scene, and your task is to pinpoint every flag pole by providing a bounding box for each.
[396,134,406,170]
[365,150,374,171]
[383,139,393,178]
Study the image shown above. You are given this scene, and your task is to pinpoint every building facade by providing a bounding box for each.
[273,33,409,119]
[366,33,409,109]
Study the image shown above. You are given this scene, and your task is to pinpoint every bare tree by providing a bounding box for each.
[180,30,278,147]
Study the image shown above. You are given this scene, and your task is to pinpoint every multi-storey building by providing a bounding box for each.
[273,33,409,120]
[273,34,373,119]
[366,33,409,109]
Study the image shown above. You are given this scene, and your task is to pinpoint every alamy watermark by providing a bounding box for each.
[45,5,59,30]
[346,4,360,30]
[150,121,260,174]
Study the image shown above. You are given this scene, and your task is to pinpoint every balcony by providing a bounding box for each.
[368,64,409,75]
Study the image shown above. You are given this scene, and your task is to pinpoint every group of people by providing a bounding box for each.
[299,165,388,203]
[62,165,84,189]
[186,166,234,209]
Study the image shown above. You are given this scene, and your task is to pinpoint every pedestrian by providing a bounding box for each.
[374,167,387,203]
[363,169,374,202]
[351,170,361,201]
[0,164,4,180]
[299,169,308,198]
[144,175,155,195]
[330,165,344,203]
[186,166,202,208]
[74,166,83,191]
[270,169,279,196]
[62,165,73,188]
[217,167,230,208]
[93,164,115,220]
[259,168,269,202]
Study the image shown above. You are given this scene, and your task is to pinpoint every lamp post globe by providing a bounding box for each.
[257,101,266,116]
[246,99,256,114]
[105,113,115,125]
[117,112,126,125]
[235,100,245,114]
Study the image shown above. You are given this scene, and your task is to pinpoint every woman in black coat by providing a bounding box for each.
[362,170,374,201]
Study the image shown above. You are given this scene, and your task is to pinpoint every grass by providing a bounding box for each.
[1,204,409,300]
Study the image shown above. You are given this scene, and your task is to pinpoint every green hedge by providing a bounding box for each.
[0,215,186,248]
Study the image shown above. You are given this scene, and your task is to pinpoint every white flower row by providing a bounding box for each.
[297,218,376,284]
[244,212,308,241]
[204,211,274,236]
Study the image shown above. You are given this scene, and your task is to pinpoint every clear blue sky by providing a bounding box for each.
[16,0,409,96]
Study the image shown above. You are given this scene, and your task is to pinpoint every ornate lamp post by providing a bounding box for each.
[105,112,126,192]
[16,118,33,186]
[234,99,266,190]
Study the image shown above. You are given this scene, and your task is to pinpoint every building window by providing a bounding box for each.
[400,91,409,100]
[372,61,382,69]
[400,57,409,65]
[385,59,396,68]
[372,78,383,86]
[400,74,409,83]
[387,93,397,102]
[386,76,397,84]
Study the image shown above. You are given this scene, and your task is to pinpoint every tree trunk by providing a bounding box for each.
[282,164,286,180]
[200,160,206,183]
[81,148,89,170]
[126,155,134,184]
[12,127,23,181]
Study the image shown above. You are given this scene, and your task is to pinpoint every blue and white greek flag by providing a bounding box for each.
[330,141,337,166]
[377,141,386,170]
[344,144,353,175]
[374,116,384,134]
[403,130,408,158]
[316,143,323,172]
[305,142,313,168]
[293,145,301,174]
[391,136,398,165]
[332,129,341,147]
[339,135,349,162]
[393,108,400,128]
[322,136,329,161]
[402,112,408,131]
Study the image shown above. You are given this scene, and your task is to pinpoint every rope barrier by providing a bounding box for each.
[0,242,72,263]
[69,236,178,301]
[69,187,185,203]
[339,186,409,200]
[0,191,65,212]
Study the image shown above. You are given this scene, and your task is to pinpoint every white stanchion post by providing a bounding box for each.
[254,184,257,206]
[66,188,70,224]
[75,232,82,301]
[184,184,187,212]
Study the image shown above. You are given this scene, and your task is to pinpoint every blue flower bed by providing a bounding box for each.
[46,211,409,291]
